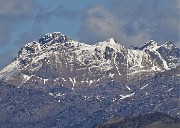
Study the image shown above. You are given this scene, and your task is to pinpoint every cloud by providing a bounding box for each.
[0,0,36,46]
[15,25,44,49]
[0,25,43,70]
[173,0,180,9]
[35,5,78,24]
[15,4,79,49]
[0,0,35,17]
[0,0,36,69]
[78,0,180,47]
[78,5,119,43]
[0,1,79,57]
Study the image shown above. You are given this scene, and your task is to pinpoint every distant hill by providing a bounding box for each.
[96,112,180,128]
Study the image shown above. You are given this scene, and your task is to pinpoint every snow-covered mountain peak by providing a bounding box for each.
[129,45,139,50]
[106,38,117,43]
[95,38,125,53]
[0,32,179,88]
[162,41,176,49]
[38,32,71,45]
[139,40,159,50]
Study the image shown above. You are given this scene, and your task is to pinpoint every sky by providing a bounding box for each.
[0,0,180,69]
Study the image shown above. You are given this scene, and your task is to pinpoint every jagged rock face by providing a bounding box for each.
[0,32,179,128]
[0,32,179,89]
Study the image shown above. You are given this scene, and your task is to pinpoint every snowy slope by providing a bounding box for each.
[0,32,179,88]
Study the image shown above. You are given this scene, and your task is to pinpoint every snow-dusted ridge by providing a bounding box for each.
[0,32,179,87]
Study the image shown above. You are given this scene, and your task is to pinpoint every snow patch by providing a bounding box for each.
[126,85,131,91]
[62,78,66,81]
[23,74,32,83]
[109,72,114,78]
[140,83,150,90]
[114,53,121,76]
[154,50,170,70]
[165,88,173,92]
[0,60,20,79]
[96,95,102,101]
[43,79,48,84]
[49,93,65,98]
[69,77,76,90]
[120,92,135,99]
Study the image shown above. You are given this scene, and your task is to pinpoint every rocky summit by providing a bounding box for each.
[0,32,179,88]
[0,32,179,128]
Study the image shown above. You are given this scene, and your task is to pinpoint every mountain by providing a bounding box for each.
[0,32,179,88]
[96,112,180,128]
[0,32,179,128]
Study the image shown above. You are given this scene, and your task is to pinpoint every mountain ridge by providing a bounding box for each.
[0,32,179,128]
[96,112,180,128]
[0,32,179,89]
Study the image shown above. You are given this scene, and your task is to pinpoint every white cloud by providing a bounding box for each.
[0,0,36,46]
[0,0,36,69]
[80,5,118,39]
[78,4,152,46]
[78,0,180,47]
[173,0,180,9]
[0,0,35,17]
